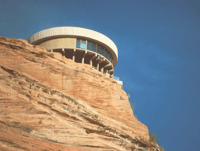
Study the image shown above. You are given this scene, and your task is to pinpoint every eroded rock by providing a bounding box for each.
[0,37,161,151]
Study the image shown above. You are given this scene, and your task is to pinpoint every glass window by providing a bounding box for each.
[76,39,81,48]
[81,40,86,49]
[105,51,110,60]
[108,55,111,61]
[101,48,105,56]
[92,43,96,52]
[97,46,101,54]
[97,46,105,56]
[109,56,112,63]
[87,41,92,50]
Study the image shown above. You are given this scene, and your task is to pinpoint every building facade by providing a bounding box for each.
[28,26,118,77]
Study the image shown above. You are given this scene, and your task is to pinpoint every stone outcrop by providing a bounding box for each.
[0,37,161,151]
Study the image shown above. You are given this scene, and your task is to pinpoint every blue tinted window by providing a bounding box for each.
[81,40,86,49]
[109,56,112,63]
[97,46,101,54]
[101,48,105,56]
[97,46,105,56]
[87,41,92,50]
[105,51,109,60]
[76,39,81,48]
[108,55,111,61]
[92,43,96,52]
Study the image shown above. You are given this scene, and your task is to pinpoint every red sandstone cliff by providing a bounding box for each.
[0,37,161,151]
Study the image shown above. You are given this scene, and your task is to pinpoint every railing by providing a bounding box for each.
[112,76,123,87]
[112,76,120,81]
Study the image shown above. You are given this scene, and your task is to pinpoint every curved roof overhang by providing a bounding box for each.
[27,26,118,67]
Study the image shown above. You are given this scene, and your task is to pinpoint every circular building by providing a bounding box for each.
[27,26,118,76]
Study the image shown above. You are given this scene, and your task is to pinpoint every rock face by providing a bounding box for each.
[0,37,161,151]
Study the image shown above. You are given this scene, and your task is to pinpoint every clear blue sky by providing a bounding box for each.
[1,0,200,150]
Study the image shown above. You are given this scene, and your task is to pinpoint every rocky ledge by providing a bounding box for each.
[0,36,162,151]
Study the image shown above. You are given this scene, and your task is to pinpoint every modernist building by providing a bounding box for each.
[28,26,123,86]
[28,26,118,77]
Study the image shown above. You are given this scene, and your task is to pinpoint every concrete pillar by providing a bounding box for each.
[51,49,53,52]
[73,49,76,61]
[110,68,114,78]
[101,67,104,73]
[104,69,110,78]
[82,50,87,64]
[109,69,114,73]
[97,63,99,71]
[62,48,65,56]
[90,54,97,66]
[97,58,105,73]
[95,44,97,52]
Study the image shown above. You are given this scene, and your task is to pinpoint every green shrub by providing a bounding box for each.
[149,131,160,144]
[134,114,138,119]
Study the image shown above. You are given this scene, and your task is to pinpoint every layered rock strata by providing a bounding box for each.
[0,37,161,151]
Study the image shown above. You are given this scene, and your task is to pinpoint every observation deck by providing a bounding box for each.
[27,26,118,76]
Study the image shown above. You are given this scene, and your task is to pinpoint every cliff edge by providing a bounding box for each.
[0,37,161,151]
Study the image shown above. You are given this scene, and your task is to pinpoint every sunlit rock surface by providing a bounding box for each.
[0,37,161,151]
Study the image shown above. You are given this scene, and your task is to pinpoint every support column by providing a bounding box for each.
[90,54,97,66]
[98,58,105,72]
[82,50,87,64]
[62,48,65,57]
[51,49,53,52]
[109,68,114,78]
[109,69,114,73]
[104,69,110,78]
[101,67,104,73]
[73,49,76,61]
[97,63,99,71]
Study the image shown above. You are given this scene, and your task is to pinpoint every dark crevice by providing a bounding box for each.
[80,114,104,127]
[9,45,24,50]
[48,98,58,105]
[36,111,49,115]
[38,102,80,121]
[0,66,15,75]
[0,121,32,133]
[44,138,65,145]
[0,138,29,151]
[38,101,51,108]
[81,144,103,148]
[35,52,48,58]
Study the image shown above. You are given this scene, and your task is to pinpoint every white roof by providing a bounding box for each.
[28,26,118,60]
